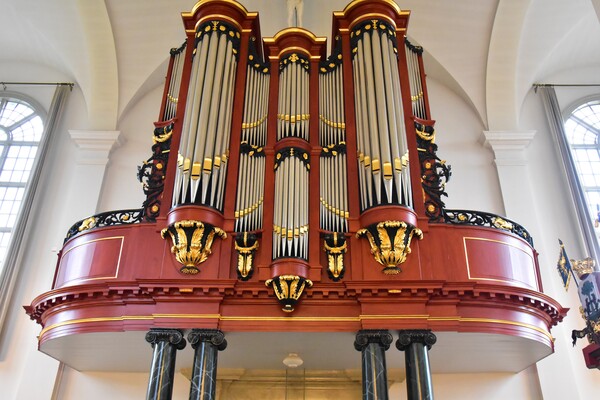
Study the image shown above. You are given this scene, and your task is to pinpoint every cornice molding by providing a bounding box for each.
[482,130,536,166]
[68,130,123,165]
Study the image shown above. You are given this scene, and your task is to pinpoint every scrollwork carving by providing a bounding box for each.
[234,232,259,281]
[265,275,313,313]
[161,220,227,274]
[356,221,423,274]
[323,232,347,281]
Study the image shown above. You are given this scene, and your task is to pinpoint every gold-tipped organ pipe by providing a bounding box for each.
[174,34,208,206]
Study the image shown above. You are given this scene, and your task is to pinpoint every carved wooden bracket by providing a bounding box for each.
[161,220,226,274]
[356,220,423,274]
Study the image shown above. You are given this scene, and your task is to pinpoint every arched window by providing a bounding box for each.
[564,99,600,244]
[0,97,44,269]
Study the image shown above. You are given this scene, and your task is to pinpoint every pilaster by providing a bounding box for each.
[68,129,122,212]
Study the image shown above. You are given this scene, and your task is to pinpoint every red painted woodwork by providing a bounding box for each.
[583,343,600,369]
[27,220,565,351]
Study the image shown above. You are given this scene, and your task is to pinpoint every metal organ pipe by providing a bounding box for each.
[235,41,269,233]
[163,42,186,122]
[405,40,426,120]
[278,54,310,141]
[351,19,412,210]
[172,21,240,209]
[319,45,348,234]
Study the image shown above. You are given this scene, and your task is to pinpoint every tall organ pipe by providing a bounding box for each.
[235,40,269,233]
[319,43,348,233]
[278,53,310,141]
[273,149,310,260]
[172,21,240,210]
[351,19,411,210]
[162,42,186,122]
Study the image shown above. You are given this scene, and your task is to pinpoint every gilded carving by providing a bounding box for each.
[356,220,423,274]
[572,257,596,278]
[265,275,313,312]
[324,233,347,281]
[492,217,514,231]
[161,220,227,274]
[234,232,259,281]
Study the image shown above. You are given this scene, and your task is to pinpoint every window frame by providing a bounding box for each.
[562,95,600,249]
[0,92,46,272]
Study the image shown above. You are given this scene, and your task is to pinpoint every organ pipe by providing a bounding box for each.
[351,19,411,210]
[319,42,348,233]
[173,21,240,210]
[405,39,427,120]
[235,39,269,233]
[273,148,310,260]
[162,42,186,122]
[161,1,430,282]
[277,53,310,141]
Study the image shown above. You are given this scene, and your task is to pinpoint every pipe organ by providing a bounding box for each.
[150,0,437,307]
[27,0,566,371]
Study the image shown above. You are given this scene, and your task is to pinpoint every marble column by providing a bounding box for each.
[396,330,436,400]
[354,330,393,400]
[145,328,187,400]
[188,329,228,400]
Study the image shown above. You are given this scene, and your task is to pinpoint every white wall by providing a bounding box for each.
[427,77,505,214]
[96,84,163,213]
[390,368,543,400]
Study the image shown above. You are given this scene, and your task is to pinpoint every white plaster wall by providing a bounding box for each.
[426,77,505,215]
[95,84,163,212]
[390,368,543,399]
[56,369,190,399]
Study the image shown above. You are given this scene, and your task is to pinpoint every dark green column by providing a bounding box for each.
[145,328,186,400]
[396,330,436,400]
[354,330,393,400]
[188,329,227,400]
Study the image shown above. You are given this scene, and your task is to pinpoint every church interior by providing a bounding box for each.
[1,0,600,399]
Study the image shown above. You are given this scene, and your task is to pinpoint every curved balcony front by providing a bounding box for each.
[25,209,565,373]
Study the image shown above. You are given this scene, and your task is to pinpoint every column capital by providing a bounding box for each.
[68,129,123,165]
[145,328,187,350]
[354,329,393,351]
[396,329,437,351]
[188,329,227,351]
[482,130,536,166]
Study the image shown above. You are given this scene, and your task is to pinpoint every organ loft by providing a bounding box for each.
[25,1,567,398]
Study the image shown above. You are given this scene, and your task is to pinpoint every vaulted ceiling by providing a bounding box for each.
[1,0,599,133]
